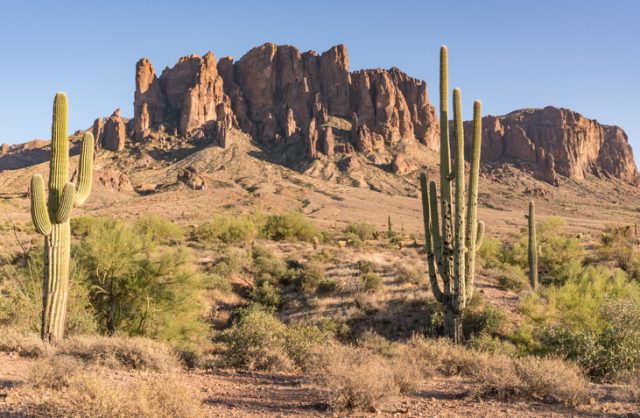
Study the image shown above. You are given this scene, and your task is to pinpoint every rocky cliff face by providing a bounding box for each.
[463,107,638,185]
[123,44,637,185]
[133,43,439,159]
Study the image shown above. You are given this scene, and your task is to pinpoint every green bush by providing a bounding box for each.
[195,214,257,244]
[260,212,317,242]
[249,281,282,310]
[360,272,383,293]
[463,304,507,339]
[223,305,330,371]
[317,278,338,295]
[70,215,109,237]
[251,245,295,284]
[75,220,207,344]
[497,264,528,292]
[517,265,640,382]
[210,247,249,278]
[206,274,232,292]
[500,217,584,286]
[0,250,97,335]
[297,261,325,292]
[356,260,375,274]
[597,225,635,269]
[344,222,377,241]
[134,215,185,244]
[477,237,502,268]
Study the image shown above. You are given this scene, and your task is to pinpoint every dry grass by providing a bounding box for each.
[34,374,204,418]
[306,342,403,412]
[406,336,588,404]
[24,353,204,418]
[56,335,179,372]
[0,327,48,358]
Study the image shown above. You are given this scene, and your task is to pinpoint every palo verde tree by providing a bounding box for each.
[419,46,484,343]
[30,93,94,342]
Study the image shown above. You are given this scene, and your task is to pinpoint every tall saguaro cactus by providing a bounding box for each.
[30,93,94,342]
[527,200,538,289]
[419,46,484,343]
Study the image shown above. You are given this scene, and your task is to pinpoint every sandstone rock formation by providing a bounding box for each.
[93,109,127,152]
[133,52,234,138]
[464,107,638,185]
[133,43,439,157]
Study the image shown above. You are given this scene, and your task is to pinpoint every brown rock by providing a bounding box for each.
[91,118,104,149]
[102,109,126,151]
[133,53,233,138]
[177,166,206,190]
[391,154,417,175]
[95,169,134,192]
[465,107,639,185]
[307,118,319,159]
[0,143,9,156]
[218,43,438,153]
[322,126,335,156]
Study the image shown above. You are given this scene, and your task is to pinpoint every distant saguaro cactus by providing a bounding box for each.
[527,200,538,289]
[30,93,94,342]
[419,46,484,343]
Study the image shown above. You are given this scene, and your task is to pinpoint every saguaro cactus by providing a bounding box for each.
[527,200,538,289]
[419,46,484,343]
[30,93,93,342]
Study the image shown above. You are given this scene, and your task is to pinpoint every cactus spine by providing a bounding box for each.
[420,46,484,343]
[527,200,538,289]
[30,93,93,342]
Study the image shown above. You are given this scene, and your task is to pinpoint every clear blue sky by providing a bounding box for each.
[1,0,639,158]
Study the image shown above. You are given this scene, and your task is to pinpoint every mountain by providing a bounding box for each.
[1,42,638,190]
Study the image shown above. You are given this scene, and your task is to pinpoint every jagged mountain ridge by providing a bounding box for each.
[1,42,637,187]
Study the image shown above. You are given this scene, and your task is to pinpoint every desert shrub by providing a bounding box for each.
[407,335,586,403]
[206,273,232,292]
[134,214,185,244]
[249,280,282,310]
[70,215,107,237]
[28,356,82,390]
[468,334,518,356]
[393,261,422,285]
[0,250,97,335]
[317,278,338,295]
[34,374,204,418]
[356,260,375,273]
[500,217,584,286]
[477,237,502,268]
[251,245,295,284]
[260,211,317,242]
[75,220,207,344]
[597,225,636,269]
[517,265,640,382]
[223,306,330,371]
[56,335,179,372]
[344,222,377,241]
[360,272,383,292]
[463,303,508,339]
[307,343,401,411]
[316,318,350,340]
[210,246,248,278]
[297,261,325,292]
[195,214,256,244]
[497,264,528,292]
[0,327,48,357]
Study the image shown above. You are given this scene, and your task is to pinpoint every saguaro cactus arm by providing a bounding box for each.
[420,173,444,303]
[55,183,75,223]
[30,175,52,236]
[74,132,94,206]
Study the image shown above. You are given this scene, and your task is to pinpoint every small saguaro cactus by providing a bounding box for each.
[387,215,393,237]
[30,93,94,342]
[419,46,484,343]
[527,200,538,289]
